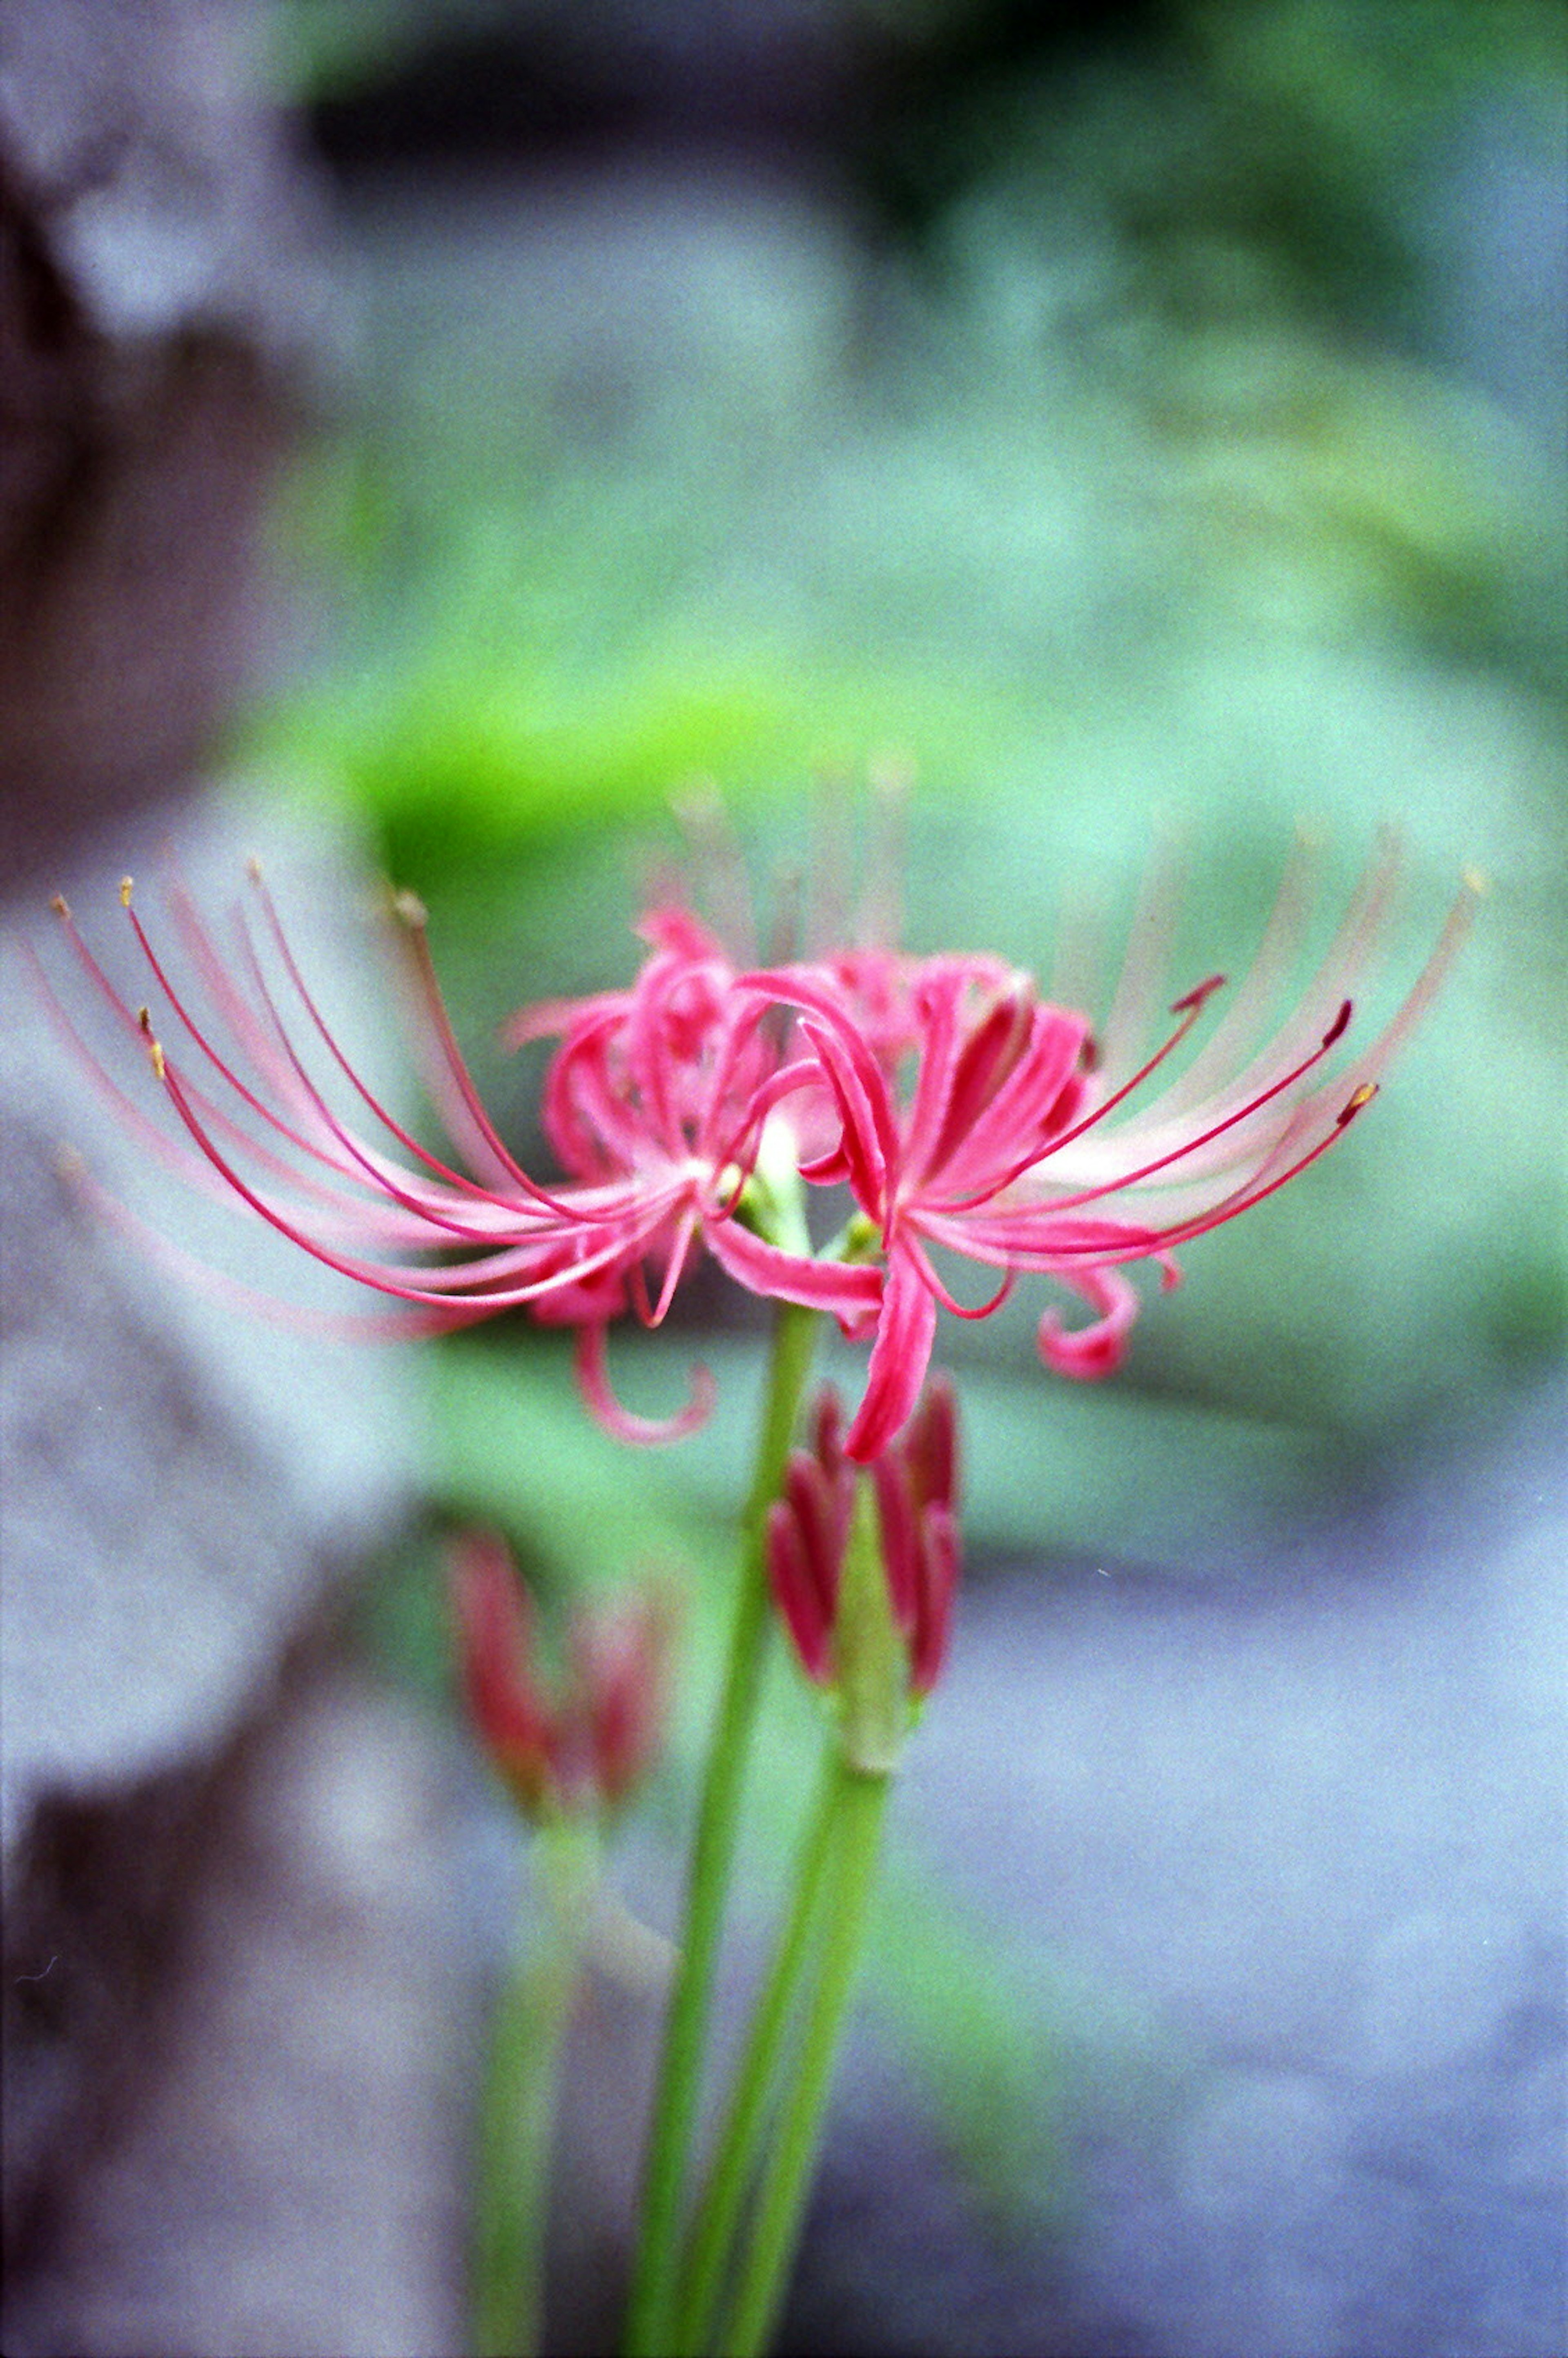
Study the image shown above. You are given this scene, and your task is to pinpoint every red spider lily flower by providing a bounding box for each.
[36,872,880,1443]
[450,1529,673,1816]
[743,839,1477,1460]
[766,1382,960,1701]
[498,903,880,1429]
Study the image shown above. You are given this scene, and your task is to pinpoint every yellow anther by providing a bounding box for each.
[392,888,428,929]
[1461,865,1490,898]
[119,876,134,907]
[135,1006,166,1077]
[49,892,70,919]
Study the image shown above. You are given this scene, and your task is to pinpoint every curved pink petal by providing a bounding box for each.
[1036,1262,1141,1380]
[737,968,901,1201]
[575,1322,716,1447]
[844,1245,938,1462]
[704,1216,883,1324]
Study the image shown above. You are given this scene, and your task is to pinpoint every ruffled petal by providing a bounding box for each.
[575,1323,715,1445]
[1036,1262,1141,1380]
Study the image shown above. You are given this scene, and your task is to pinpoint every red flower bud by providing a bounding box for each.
[450,1531,670,1817]
[766,1381,961,1702]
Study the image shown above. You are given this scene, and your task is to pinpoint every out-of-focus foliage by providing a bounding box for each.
[251,0,1566,1477]
[259,0,1563,2282]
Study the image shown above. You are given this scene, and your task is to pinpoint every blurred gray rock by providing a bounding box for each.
[2,812,445,2342]
[2,1654,479,2358]
[0,8,471,2351]
[0,0,329,874]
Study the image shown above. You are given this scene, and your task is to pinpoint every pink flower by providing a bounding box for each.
[37,871,878,1442]
[766,1382,960,1699]
[498,905,879,1409]
[39,833,1471,1471]
[450,1529,673,1814]
[743,839,1476,1460]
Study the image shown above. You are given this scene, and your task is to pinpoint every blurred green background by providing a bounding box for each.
[251,0,1565,1580]
[241,0,1566,2281]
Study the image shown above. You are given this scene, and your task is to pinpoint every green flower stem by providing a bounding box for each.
[473,1820,599,2358]
[675,1752,843,2352]
[720,1756,892,2358]
[623,1299,822,2358]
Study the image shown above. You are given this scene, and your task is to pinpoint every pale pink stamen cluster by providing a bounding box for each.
[38,836,1472,1462]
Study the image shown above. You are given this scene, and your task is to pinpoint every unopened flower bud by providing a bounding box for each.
[450,1532,671,1819]
[766,1381,962,1763]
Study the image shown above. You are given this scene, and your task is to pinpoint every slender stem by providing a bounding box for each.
[721,1759,891,2358]
[623,1300,821,2358]
[675,1753,842,2352]
[473,1822,598,2358]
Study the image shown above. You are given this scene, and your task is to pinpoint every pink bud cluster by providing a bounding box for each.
[450,1531,670,1816]
[38,835,1472,1464]
[766,1382,960,1699]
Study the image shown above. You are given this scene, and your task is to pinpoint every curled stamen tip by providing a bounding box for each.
[49,892,70,919]
[1322,998,1353,1050]
[392,888,428,930]
[1338,1081,1378,1126]
[1170,973,1226,1015]
[118,876,134,908]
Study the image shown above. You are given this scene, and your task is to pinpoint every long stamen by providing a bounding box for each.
[54,896,401,1216]
[1096,838,1185,1076]
[1002,1083,1375,1269]
[388,888,599,1217]
[903,1233,1013,1321]
[149,1036,664,1310]
[55,1160,473,1339]
[1149,832,1321,1119]
[120,891,368,1178]
[227,900,551,1249]
[238,876,546,1211]
[944,975,1227,1210]
[1132,1083,1380,1255]
[967,997,1354,1223]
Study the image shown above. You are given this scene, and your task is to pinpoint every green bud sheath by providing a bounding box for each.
[833,1477,909,1776]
